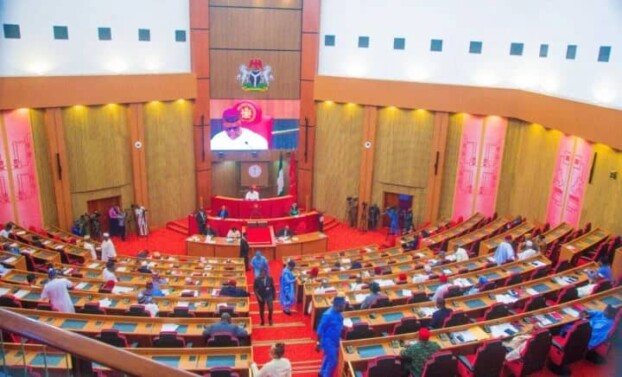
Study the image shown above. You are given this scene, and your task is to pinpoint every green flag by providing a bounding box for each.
[277,152,285,196]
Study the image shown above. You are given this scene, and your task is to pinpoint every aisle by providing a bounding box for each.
[249,260,322,376]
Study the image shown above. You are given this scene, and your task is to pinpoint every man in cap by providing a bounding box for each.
[100,232,116,262]
[316,295,346,377]
[41,268,74,313]
[518,240,538,260]
[400,327,441,376]
[219,279,249,298]
[211,108,268,151]
[82,235,97,260]
[103,260,117,283]
[431,274,452,302]
[360,281,387,309]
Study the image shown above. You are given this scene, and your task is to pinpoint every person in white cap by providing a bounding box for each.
[82,235,97,260]
[101,232,117,262]
[41,268,74,313]
[518,240,538,260]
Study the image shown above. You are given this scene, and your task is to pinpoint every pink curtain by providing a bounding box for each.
[473,116,507,216]
[1,110,43,229]
[452,115,485,220]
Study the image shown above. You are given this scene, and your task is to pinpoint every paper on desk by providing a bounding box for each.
[20,248,34,255]
[562,307,581,318]
[0,287,10,296]
[14,289,30,299]
[490,323,519,338]
[416,252,426,258]
[116,266,127,272]
[454,330,477,343]
[401,289,412,297]
[453,278,473,288]
[552,277,570,286]
[412,274,429,283]
[4,256,16,263]
[162,323,179,332]
[531,260,546,267]
[419,307,436,316]
[54,245,64,250]
[442,268,453,275]
[378,279,395,287]
[354,294,367,303]
[495,294,518,304]
[178,301,190,308]
[343,318,353,328]
[75,282,89,290]
[525,288,539,296]
[534,314,552,326]
[211,289,221,296]
[341,258,351,264]
[487,257,496,264]
[160,289,171,296]
[88,263,99,269]
[99,298,112,308]
[112,286,135,294]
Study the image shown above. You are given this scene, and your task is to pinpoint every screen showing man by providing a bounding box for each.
[211,108,268,151]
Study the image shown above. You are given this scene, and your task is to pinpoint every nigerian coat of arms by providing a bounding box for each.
[237,58,274,92]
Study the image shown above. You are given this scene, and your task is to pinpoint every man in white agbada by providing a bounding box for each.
[101,233,117,262]
[102,260,118,282]
[518,240,538,260]
[452,244,469,262]
[41,269,74,313]
[82,235,97,260]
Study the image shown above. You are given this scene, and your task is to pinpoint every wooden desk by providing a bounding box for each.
[559,228,609,262]
[479,222,535,255]
[211,194,295,218]
[274,232,328,259]
[400,219,451,250]
[338,286,622,377]
[286,245,379,265]
[613,247,622,282]
[0,282,250,317]
[295,246,403,273]
[421,213,484,249]
[0,250,27,270]
[447,217,511,252]
[13,229,93,263]
[541,222,573,246]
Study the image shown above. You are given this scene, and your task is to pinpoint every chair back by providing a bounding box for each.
[217,305,236,317]
[407,292,428,304]
[524,295,546,312]
[444,286,462,299]
[82,302,106,315]
[204,366,239,377]
[206,332,240,347]
[442,310,469,328]
[530,266,550,280]
[471,340,506,376]
[552,260,571,274]
[520,329,552,375]
[370,296,391,309]
[365,355,401,377]
[97,329,128,348]
[483,303,509,320]
[421,351,457,377]
[559,320,592,365]
[504,273,522,286]
[0,294,21,308]
[154,331,185,348]
[480,281,497,292]
[592,280,613,295]
[557,286,578,304]
[127,304,150,317]
[171,306,195,318]
[36,302,53,311]
[345,322,374,340]
[392,317,421,335]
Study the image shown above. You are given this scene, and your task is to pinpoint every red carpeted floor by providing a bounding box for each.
[113,222,621,376]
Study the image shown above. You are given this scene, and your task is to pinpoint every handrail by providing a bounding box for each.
[0,308,197,377]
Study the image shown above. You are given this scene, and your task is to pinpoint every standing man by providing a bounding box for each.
[316,296,346,377]
[108,206,118,237]
[279,259,296,315]
[82,235,97,260]
[254,268,275,326]
[100,233,117,262]
[195,208,207,236]
[41,269,74,313]
[251,250,269,277]
[134,204,149,237]
[240,232,250,271]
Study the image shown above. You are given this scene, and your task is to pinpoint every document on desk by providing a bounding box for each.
[88,262,99,269]
[0,287,10,296]
[75,282,89,290]
[401,289,412,297]
[531,260,546,267]
[453,329,477,343]
[99,298,112,308]
[162,323,179,332]
[354,294,367,303]
[562,307,581,318]
[495,294,518,304]
[112,286,134,294]
[419,307,436,316]
[13,289,30,299]
[453,278,473,288]
[178,301,190,308]
[343,318,354,328]
[490,323,519,338]
[534,314,552,326]
[4,256,16,264]
[525,288,539,296]
[116,266,127,272]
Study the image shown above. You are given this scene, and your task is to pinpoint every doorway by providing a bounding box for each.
[87,196,121,234]
[382,192,413,229]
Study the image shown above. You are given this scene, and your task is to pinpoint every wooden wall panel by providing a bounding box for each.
[210,7,301,50]
[62,105,135,217]
[144,101,196,227]
[190,0,210,29]
[29,109,59,226]
[210,51,300,99]
[581,144,622,234]
[211,161,240,198]
[210,0,302,8]
[301,34,318,81]
[313,102,364,219]
[437,113,463,220]
[371,108,435,226]
[495,120,562,222]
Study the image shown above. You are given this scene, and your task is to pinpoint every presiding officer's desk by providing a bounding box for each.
[8,307,252,347]
[308,255,551,328]
[211,194,296,219]
[0,343,253,376]
[0,250,27,270]
[1,269,241,299]
[447,216,512,252]
[478,222,535,255]
[559,228,609,262]
[339,286,622,377]
[420,213,485,249]
[0,282,250,317]
[186,231,328,261]
[337,263,595,336]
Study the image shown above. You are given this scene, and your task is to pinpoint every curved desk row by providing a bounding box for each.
[211,195,296,219]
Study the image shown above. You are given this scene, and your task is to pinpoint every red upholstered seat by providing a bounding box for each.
[361,355,401,377]
[505,328,552,377]
[343,322,374,340]
[457,340,506,377]
[421,351,457,377]
[206,332,240,347]
[391,316,421,335]
[549,319,591,372]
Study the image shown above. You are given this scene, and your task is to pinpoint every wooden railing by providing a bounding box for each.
[0,308,196,377]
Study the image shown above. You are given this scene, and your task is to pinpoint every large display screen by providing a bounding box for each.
[210,100,299,151]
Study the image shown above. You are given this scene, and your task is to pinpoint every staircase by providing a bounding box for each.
[165,219,188,235]
[323,215,339,232]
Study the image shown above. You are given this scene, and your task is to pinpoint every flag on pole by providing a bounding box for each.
[277,152,285,196]
[289,150,297,202]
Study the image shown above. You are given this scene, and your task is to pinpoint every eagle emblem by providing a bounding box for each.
[237,58,274,92]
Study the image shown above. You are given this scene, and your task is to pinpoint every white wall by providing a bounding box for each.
[319,0,622,109]
[0,0,190,76]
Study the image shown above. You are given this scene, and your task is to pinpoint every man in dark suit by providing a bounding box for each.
[205,224,217,237]
[195,208,207,235]
[219,280,249,297]
[429,297,453,329]
[240,232,250,270]
[277,225,294,238]
[254,268,275,326]
[203,312,248,340]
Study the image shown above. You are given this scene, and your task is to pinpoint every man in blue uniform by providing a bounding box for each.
[316,295,346,377]
[279,259,296,315]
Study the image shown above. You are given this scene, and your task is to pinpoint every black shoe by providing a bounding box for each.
[269,320,273,326]
[283,310,291,315]
[260,321,265,326]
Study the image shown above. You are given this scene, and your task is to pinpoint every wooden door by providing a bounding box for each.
[87,196,121,234]
[382,192,401,227]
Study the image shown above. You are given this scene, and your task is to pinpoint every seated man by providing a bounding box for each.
[227,227,241,239]
[289,203,300,216]
[102,260,118,282]
[588,257,613,282]
[451,244,469,262]
[245,185,261,201]
[277,225,294,239]
[518,240,538,260]
[493,235,515,265]
[217,205,229,219]
[400,327,441,377]
[430,274,452,302]
[219,280,250,298]
[204,224,218,237]
[429,297,453,329]
[137,281,164,304]
[360,281,387,309]
[560,305,617,350]
[137,261,152,274]
[31,235,45,248]
[203,312,248,341]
